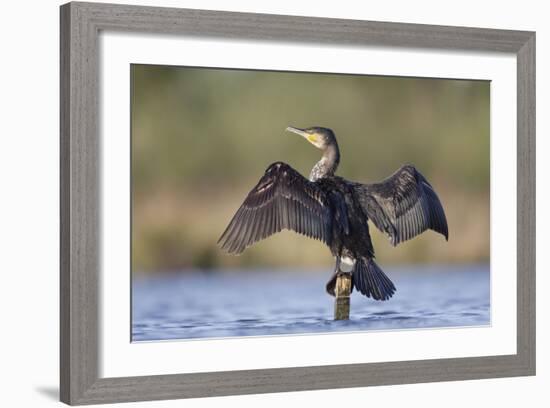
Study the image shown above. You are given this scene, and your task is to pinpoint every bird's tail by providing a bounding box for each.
[352,258,396,301]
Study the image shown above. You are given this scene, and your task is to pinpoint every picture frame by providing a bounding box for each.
[60,1,535,405]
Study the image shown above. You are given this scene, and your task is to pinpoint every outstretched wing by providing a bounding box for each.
[353,165,448,246]
[218,162,332,254]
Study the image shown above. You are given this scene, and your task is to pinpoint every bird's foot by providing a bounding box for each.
[326,274,337,297]
[326,271,352,297]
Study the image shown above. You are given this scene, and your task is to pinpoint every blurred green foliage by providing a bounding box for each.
[132,64,489,274]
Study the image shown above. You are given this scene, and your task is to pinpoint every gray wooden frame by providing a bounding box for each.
[60,1,536,405]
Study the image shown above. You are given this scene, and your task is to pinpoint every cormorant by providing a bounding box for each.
[218,127,448,300]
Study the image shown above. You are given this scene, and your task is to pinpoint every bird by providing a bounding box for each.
[218,126,448,301]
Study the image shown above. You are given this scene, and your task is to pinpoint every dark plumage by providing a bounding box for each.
[218,126,448,301]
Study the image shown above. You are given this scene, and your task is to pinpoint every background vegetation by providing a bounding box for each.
[132,64,489,274]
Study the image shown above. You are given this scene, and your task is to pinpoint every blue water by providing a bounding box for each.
[132,265,490,341]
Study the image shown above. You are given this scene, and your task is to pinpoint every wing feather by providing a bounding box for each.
[353,165,448,246]
[218,162,332,254]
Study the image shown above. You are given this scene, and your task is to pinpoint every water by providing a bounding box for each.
[132,265,490,341]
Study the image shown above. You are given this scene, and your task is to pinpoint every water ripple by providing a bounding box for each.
[132,265,490,341]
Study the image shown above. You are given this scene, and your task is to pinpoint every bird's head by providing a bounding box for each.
[286,126,337,150]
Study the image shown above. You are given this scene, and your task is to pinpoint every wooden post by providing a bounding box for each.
[334,272,351,320]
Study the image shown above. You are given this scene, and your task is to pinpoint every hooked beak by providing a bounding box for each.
[286,126,321,147]
[286,126,308,138]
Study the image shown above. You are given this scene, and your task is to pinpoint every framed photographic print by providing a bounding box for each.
[60,1,535,405]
